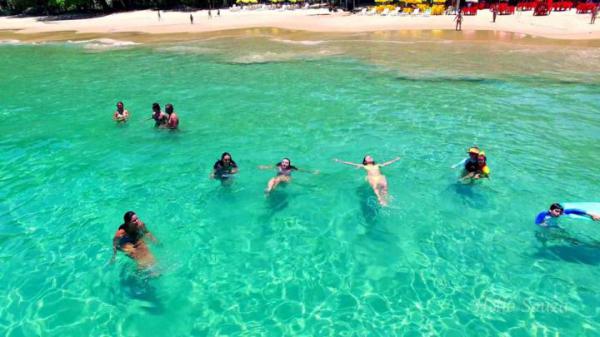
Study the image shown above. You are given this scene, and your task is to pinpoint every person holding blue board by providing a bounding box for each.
[535,203,600,227]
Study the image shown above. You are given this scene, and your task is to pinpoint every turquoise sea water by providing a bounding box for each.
[1,30,600,336]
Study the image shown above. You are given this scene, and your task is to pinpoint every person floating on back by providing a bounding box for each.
[334,155,401,206]
[259,157,318,193]
[212,152,239,181]
[535,203,600,228]
[151,102,168,128]
[111,211,158,268]
[164,103,179,129]
[113,101,129,123]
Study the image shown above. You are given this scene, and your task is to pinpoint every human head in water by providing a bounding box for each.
[549,203,564,217]
[477,152,487,166]
[165,104,174,115]
[280,158,291,168]
[116,101,124,113]
[468,147,480,160]
[221,152,233,164]
[362,155,375,165]
[122,211,140,229]
[152,103,161,113]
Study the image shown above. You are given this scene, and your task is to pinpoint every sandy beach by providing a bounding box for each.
[0,8,599,42]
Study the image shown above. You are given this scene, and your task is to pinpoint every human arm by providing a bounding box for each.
[535,211,550,226]
[139,221,158,244]
[296,167,319,175]
[564,209,600,221]
[451,158,468,169]
[381,157,401,167]
[333,158,362,168]
[111,230,124,263]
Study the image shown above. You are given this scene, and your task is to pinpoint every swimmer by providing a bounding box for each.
[334,155,401,206]
[211,152,238,180]
[462,151,490,181]
[535,203,600,228]
[111,211,158,268]
[462,147,480,174]
[113,101,129,122]
[165,103,179,129]
[259,158,318,193]
[151,103,167,128]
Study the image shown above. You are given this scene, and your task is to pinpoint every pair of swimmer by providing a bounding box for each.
[151,103,179,129]
[335,155,401,206]
[111,211,158,268]
[457,146,490,181]
[208,153,312,192]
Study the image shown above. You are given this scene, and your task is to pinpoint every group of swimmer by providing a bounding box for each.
[109,106,599,269]
[209,152,400,206]
[113,101,179,129]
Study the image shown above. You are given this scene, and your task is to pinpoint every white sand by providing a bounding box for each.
[0,8,599,40]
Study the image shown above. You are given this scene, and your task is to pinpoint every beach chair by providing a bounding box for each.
[366,7,377,15]
[359,8,367,15]
[411,8,420,16]
[381,8,390,16]
[390,7,401,16]
[422,8,431,16]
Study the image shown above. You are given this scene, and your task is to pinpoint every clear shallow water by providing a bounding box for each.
[1,30,600,336]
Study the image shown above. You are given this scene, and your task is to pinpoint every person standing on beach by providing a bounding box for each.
[492,5,497,23]
[592,6,598,24]
[208,9,212,19]
[190,13,194,24]
[217,9,220,16]
[157,9,161,21]
[454,10,463,31]
[113,101,129,123]
[165,103,179,129]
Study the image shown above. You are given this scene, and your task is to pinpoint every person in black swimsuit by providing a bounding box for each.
[151,103,168,128]
[211,152,239,181]
[111,211,158,268]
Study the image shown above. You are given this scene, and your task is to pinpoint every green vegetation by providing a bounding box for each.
[0,0,234,15]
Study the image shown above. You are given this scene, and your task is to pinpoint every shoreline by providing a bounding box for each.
[1,9,600,43]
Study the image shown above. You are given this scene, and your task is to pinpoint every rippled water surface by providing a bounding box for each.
[1,30,600,336]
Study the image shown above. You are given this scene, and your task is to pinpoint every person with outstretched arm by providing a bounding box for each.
[535,203,600,227]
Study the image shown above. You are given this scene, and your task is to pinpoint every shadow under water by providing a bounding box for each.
[118,266,164,314]
[534,229,600,265]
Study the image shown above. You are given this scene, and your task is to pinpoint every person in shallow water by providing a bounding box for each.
[334,155,401,206]
[211,152,238,180]
[111,211,158,268]
[151,102,168,127]
[535,203,600,227]
[113,101,129,123]
[165,103,179,129]
[462,151,490,181]
[259,158,318,193]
